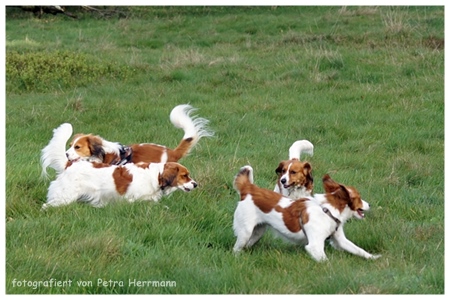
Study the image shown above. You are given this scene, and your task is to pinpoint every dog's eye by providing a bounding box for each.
[74,145,80,150]
[290,170,297,175]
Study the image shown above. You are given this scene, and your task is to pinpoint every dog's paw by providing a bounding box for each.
[369,254,382,260]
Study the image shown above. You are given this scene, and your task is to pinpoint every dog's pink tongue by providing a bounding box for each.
[358,210,365,218]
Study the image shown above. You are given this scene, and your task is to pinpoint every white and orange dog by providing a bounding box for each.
[41,104,213,176]
[274,140,314,199]
[233,165,381,261]
[41,124,197,209]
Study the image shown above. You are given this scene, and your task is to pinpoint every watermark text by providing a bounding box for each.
[11,278,177,290]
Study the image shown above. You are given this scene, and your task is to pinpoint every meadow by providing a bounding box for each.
[5,6,444,294]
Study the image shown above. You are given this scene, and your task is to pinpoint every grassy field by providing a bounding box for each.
[5,6,444,294]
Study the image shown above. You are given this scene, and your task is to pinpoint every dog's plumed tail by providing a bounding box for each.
[41,123,72,178]
[169,104,214,159]
[288,140,314,160]
[233,165,254,193]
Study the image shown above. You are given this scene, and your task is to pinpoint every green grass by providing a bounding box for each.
[5,6,444,294]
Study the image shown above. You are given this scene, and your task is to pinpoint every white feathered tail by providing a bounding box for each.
[288,140,314,160]
[41,123,72,178]
[169,104,214,156]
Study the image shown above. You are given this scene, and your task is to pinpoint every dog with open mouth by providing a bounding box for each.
[233,165,381,261]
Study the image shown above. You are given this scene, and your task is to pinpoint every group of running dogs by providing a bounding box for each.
[41,104,381,262]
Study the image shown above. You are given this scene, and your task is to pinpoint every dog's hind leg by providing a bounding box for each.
[42,197,75,209]
[305,242,327,262]
[44,180,79,209]
[233,212,258,253]
[233,230,252,253]
[305,240,327,262]
[246,224,267,248]
[303,227,328,262]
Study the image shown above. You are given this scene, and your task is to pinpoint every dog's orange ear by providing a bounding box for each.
[302,162,312,173]
[275,161,285,175]
[159,163,179,189]
[303,162,314,186]
[87,135,105,160]
[322,174,341,193]
[333,184,352,203]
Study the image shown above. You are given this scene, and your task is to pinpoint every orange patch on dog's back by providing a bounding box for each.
[235,167,309,233]
[244,183,309,232]
[135,162,150,169]
[276,200,309,233]
[246,185,284,213]
[131,144,166,163]
[130,138,195,164]
[91,162,113,168]
[112,166,133,195]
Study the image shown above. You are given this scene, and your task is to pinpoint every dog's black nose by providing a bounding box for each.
[193,182,198,188]
[281,178,286,184]
[65,153,69,158]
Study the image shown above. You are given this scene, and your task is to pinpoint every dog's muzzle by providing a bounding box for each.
[280,177,291,188]
[184,181,198,192]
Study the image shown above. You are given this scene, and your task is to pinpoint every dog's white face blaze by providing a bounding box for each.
[66,137,81,161]
[66,149,83,161]
[279,163,292,188]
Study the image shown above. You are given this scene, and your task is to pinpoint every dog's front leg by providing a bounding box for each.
[330,227,381,260]
[303,227,328,262]
[304,242,328,262]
